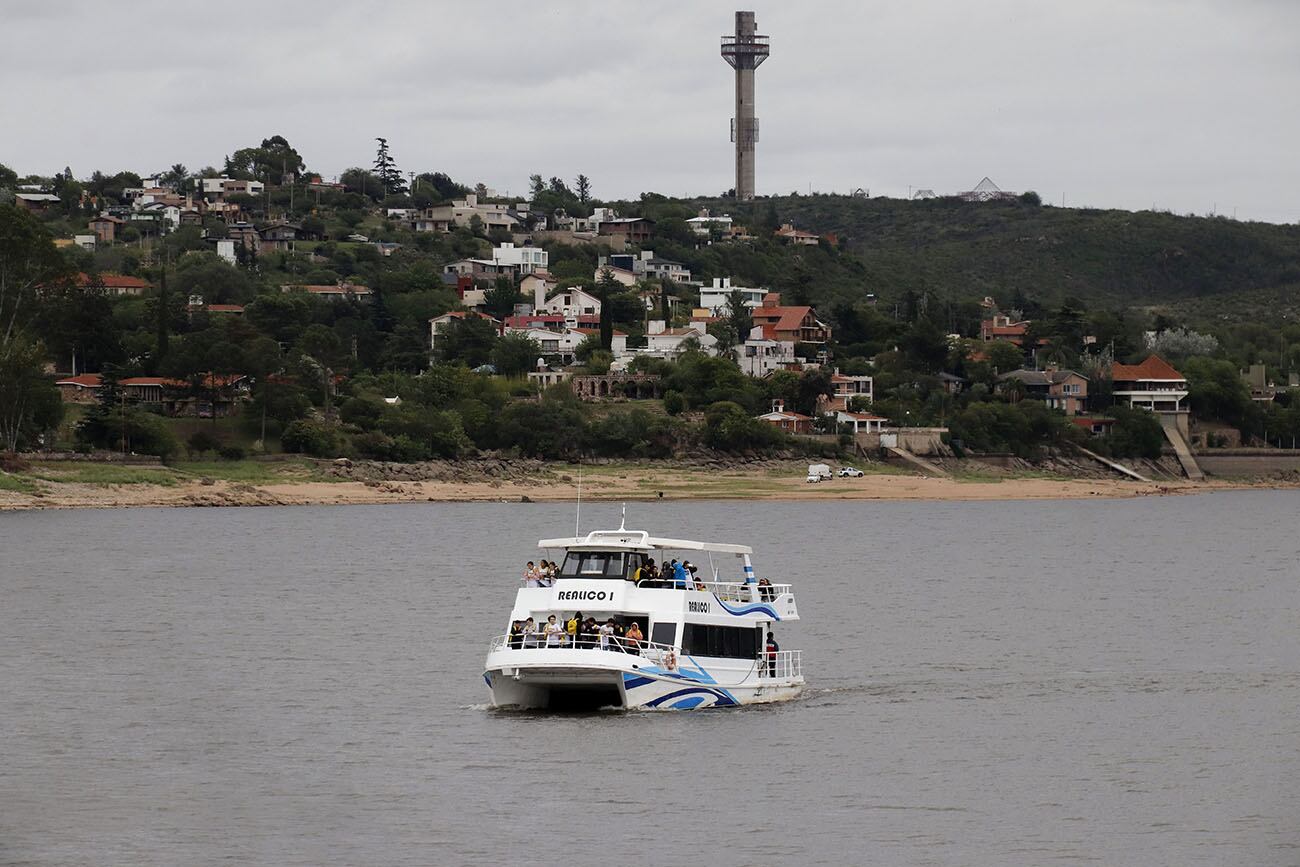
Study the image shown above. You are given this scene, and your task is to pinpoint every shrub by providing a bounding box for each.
[281,419,340,457]
[217,444,246,461]
[663,390,686,415]
[187,430,220,457]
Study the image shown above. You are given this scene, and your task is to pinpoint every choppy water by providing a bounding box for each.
[2,493,1298,866]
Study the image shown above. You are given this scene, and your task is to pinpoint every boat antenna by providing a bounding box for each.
[619,502,627,531]
[575,467,582,537]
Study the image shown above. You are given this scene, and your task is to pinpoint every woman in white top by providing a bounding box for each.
[543,614,564,648]
[523,561,540,588]
[598,620,615,650]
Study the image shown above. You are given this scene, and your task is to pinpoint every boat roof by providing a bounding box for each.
[538,529,752,555]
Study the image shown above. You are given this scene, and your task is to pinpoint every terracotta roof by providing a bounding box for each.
[1111,355,1185,382]
[839,411,886,420]
[573,327,629,337]
[758,410,812,421]
[119,376,168,386]
[56,373,103,388]
[78,272,150,289]
[206,304,244,313]
[753,305,814,334]
[296,283,373,295]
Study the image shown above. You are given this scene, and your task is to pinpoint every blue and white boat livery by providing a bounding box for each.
[484,523,803,710]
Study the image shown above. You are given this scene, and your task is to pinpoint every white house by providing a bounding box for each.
[687,210,733,236]
[836,411,887,434]
[215,239,236,265]
[644,320,717,357]
[699,277,765,314]
[737,327,800,377]
[573,207,619,234]
[492,242,548,274]
[539,287,602,318]
[505,326,626,363]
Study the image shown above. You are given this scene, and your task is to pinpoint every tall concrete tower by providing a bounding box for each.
[721,11,769,201]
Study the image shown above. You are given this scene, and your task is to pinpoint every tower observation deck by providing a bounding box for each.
[721,11,769,202]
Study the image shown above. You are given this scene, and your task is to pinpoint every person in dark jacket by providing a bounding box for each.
[764,631,780,677]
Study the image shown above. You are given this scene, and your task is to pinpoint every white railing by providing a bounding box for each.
[487,632,676,659]
[696,581,793,603]
[487,633,803,680]
[760,650,802,679]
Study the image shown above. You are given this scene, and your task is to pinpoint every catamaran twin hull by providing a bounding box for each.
[484,644,804,711]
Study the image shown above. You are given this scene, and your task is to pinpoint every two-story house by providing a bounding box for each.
[750,292,830,345]
[997,367,1089,415]
[1110,355,1188,413]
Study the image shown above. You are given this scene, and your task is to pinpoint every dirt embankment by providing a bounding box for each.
[2,455,1293,511]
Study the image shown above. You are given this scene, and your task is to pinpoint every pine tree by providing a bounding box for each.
[373,137,406,196]
[575,174,591,203]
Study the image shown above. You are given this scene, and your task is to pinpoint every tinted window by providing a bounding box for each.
[683,624,758,659]
[650,622,676,647]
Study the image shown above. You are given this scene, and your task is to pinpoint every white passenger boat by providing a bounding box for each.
[483,522,803,710]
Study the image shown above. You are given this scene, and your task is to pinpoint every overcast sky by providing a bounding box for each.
[4,1,1298,222]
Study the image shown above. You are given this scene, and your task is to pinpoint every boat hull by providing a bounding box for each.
[483,647,803,711]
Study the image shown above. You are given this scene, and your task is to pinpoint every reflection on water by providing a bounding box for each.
[2,493,1299,866]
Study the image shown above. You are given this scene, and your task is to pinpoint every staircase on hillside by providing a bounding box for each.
[1159,415,1205,481]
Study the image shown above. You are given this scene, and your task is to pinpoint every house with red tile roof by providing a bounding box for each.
[774,223,819,246]
[78,272,151,296]
[750,292,830,344]
[281,282,373,302]
[1111,355,1188,413]
[756,399,814,434]
[819,370,874,413]
[54,373,104,404]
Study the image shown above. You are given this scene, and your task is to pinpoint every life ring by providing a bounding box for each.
[663,651,677,671]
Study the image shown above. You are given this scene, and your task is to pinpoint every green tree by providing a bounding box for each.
[1,205,73,359]
[483,277,521,320]
[225,135,306,181]
[529,174,545,197]
[594,267,620,351]
[437,317,497,367]
[575,174,592,203]
[373,137,406,195]
[0,336,63,451]
[491,332,541,377]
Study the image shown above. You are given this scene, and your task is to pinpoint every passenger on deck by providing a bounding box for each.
[765,631,780,677]
[598,618,616,650]
[566,611,582,646]
[524,562,540,588]
[537,560,555,588]
[624,621,643,653]
[671,560,689,589]
[686,561,705,590]
[758,577,774,602]
[522,617,538,648]
[581,617,599,649]
[509,620,524,649]
[543,614,565,647]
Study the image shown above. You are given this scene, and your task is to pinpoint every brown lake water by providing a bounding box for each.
[2,493,1298,865]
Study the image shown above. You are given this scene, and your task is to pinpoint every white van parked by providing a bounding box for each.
[807,463,832,481]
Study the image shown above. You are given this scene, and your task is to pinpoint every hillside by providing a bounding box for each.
[689,194,1300,319]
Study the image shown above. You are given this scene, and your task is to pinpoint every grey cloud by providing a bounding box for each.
[0,0,1296,221]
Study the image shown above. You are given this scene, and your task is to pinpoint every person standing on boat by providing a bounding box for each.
[509,620,524,650]
[624,621,643,654]
[524,562,540,588]
[671,560,689,589]
[522,617,538,648]
[598,619,615,650]
[543,614,564,648]
[566,611,582,647]
[765,631,780,678]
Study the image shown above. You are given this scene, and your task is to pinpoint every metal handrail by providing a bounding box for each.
[695,580,793,602]
[487,633,803,679]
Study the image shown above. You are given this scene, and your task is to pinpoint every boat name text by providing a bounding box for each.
[688,600,711,613]
[557,590,613,602]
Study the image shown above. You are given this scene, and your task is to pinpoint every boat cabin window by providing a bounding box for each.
[558,551,645,580]
[683,624,763,660]
[650,622,677,647]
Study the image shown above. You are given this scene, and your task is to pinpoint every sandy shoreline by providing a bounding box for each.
[0,464,1287,511]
